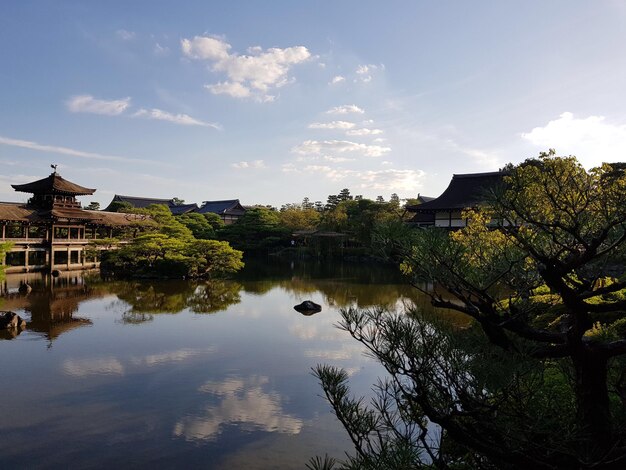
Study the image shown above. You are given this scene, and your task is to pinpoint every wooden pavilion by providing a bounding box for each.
[0,171,152,273]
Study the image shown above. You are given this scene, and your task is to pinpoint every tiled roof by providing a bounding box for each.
[0,202,154,226]
[169,203,199,215]
[12,172,95,196]
[106,195,172,209]
[197,199,246,216]
[408,171,505,212]
[105,195,198,215]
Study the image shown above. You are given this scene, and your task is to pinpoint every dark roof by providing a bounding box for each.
[169,203,199,215]
[12,172,95,196]
[106,195,172,210]
[408,171,506,212]
[0,202,155,226]
[105,195,197,215]
[417,195,435,204]
[197,199,246,216]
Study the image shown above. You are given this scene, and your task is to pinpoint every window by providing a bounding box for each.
[53,250,68,265]
[54,227,69,239]
[6,251,26,266]
[28,225,47,239]
[6,223,24,238]
[70,250,80,264]
[28,251,46,266]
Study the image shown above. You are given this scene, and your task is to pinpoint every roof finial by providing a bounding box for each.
[50,164,58,174]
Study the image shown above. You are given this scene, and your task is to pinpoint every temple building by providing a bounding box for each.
[106,195,247,225]
[0,171,152,273]
[196,199,246,224]
[407,171,506,228]
[105,195,199,215]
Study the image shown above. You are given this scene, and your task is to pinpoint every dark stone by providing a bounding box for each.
[51,270,61,277]
[18,283,32,295]
[294,300,322,316]
[0,311,27,330]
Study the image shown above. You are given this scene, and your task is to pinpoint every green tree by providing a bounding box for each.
[279,207,321,231]
[202,212,225,230]
[177,212,216,239]
[186,239,244,278]
[218,207,288,253]
[315,152,626,468]
[84,201,100,210]
[107,201,133,213]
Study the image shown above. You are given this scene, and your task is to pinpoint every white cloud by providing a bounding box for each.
[355,64,382,83]
[521,112,626,167]
[116,29,135,41]
[292,139,391,157]
[133,108,220,129]
[182,35,311,101]
[205,81,251,98]
[153,43,170,56]
[323,155,356,163]
[308,121,355,130]
[0,135,151,164]
[181,36,231,60]
[330,75,345,85]
[284,165,425,191]
[346,128,383,136]
[66,95,130,116]
[232,160,265,169]
[326,105,365,115]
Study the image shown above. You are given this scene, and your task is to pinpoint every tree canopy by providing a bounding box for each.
[314,152,626,469]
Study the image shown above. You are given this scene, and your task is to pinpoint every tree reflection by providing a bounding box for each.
[110,279,243,318]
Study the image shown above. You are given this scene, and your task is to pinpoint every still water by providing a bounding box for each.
[0,259,423,469]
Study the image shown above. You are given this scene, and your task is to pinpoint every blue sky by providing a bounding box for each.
[1,0,626,208]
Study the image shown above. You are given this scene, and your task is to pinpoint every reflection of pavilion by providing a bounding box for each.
[0,273,104,342]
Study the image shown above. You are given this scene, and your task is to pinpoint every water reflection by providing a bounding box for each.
[0,273,97,342]
[0,259,454,469]
[174,375,303,441]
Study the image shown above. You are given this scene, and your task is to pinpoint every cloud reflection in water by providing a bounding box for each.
[173,375,302,441]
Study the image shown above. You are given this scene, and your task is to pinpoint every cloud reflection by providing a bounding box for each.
[173,375,302,441]
[62,357,125,377]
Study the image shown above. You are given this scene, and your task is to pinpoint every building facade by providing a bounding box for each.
[407,171,506,228]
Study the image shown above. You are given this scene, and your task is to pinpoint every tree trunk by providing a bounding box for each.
[572,348,612,462]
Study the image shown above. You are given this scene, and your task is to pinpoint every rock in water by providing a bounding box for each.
[0,311,27,329]
[294,300,322,316]
[18,283,32,295]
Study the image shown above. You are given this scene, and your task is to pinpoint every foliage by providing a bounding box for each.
[100,204,243,279]
[84,201,100,210]
[0,242,13,280]
[278,206,321,231]
[177,212,217,239]
[218,206,290,253]
[107,201,134,213]
[316,153,626,468]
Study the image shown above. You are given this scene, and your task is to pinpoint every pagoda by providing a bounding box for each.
[0,169,152,273]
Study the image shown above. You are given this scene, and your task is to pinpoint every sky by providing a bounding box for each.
[1,0,626,209]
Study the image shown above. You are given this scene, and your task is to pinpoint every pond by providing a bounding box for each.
[0,258,430,469]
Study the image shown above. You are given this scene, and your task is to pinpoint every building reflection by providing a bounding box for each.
[0,272,101,343]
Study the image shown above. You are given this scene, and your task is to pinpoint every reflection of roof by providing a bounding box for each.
[197,199,246,216]
[12,172,95,196]
[408,171,505,212]
[105,195,198,215]
[0,203,154,226]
